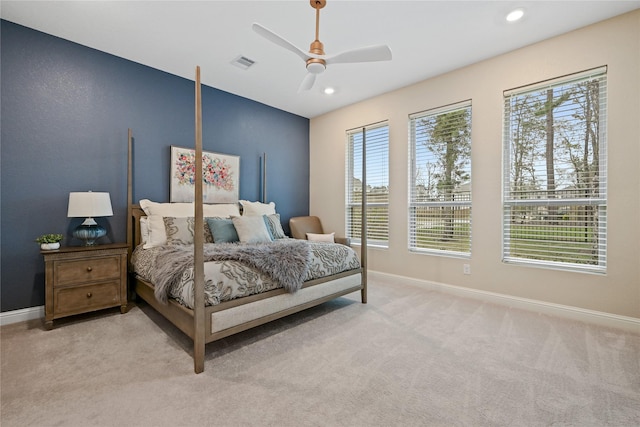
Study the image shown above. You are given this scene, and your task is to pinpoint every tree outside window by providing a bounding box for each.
[409,101,472,255]
[503,67,607,272]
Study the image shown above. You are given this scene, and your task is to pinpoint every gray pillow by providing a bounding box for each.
[163,217,213,245]
[263,214,286,239]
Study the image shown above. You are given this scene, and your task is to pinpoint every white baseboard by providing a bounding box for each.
[0,306,44,326]
[369,271,640,333]
[4,275,638,332]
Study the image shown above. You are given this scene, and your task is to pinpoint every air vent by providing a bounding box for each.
[231,55,256,70]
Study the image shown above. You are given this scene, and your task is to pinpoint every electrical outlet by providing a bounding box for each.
[463,264,471,275]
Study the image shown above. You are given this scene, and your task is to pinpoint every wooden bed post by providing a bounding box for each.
[360,126,368,304]
[193,66,205,373]
[127,128,138,304]
[261,152,267,204]
[127,129,134,276]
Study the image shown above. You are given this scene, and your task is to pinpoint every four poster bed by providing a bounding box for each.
[126,67,369,373]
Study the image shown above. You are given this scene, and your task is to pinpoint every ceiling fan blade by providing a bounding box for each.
[325,45,392,65]
[298,73,317,92]
[252,23,312,62]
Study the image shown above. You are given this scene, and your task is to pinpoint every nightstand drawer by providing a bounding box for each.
[54,281,120,316]
[55,256,121,285]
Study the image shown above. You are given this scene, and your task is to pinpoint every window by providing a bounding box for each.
[346,122,389,247]
[502,67,607,272]
[409,101,472,256]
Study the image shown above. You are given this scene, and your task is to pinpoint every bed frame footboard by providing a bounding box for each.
[133,270,363,346]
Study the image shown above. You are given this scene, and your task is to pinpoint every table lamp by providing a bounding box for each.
[67,191,113,245]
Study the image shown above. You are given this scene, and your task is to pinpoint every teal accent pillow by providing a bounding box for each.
[206,217,239,243]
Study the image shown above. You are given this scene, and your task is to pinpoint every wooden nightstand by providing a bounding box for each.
[42,243,128,329]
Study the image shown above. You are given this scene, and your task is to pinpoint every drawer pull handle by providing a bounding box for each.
[86,292,92,298]
[86,267,93,272]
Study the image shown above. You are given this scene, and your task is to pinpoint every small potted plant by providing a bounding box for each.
[35,234,63,250]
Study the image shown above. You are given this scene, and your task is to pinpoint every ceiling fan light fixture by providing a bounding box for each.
[307,61,326,74]
[506,8,525,22]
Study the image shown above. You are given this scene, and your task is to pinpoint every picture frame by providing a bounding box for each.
[170,146,240,203]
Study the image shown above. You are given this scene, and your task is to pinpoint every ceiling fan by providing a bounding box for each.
[252,0,392,92]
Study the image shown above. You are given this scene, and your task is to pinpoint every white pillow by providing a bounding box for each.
[240,200,276,216]
[232,216,273,243]
[139,199,193,216]
[307,232,335,243]
[139,216,149,244]
[203,203,240,218]
[143,215,168,249]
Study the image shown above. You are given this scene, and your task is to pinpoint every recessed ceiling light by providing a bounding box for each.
[506,8,524,22]
[324,87,335,95]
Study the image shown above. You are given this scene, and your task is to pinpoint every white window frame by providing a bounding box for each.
[346,122,389,248]
[408,100,472,257]
[502,67,607,273]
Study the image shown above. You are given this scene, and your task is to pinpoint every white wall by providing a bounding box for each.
[309,10,640,318]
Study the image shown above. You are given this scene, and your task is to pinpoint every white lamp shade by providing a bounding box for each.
[67,192,113,218]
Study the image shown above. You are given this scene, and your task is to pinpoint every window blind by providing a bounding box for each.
[502,68,607,272]
[409,100,472,256]
[346,122,389,247]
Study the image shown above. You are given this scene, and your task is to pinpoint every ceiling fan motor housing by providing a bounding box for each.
[306,39,326,74]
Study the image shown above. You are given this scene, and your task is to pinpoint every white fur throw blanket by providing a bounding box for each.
[150,240,312,304]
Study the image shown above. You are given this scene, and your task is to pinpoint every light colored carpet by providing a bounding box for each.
[1,276,639,426]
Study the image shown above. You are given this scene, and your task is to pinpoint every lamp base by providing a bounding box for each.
[73,224,106,246]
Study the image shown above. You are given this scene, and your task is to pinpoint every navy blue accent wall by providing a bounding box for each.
[1,20,310,312]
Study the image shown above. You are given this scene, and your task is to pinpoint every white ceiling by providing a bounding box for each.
[2,1,639,118]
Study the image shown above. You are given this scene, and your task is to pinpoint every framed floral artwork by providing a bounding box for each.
[170,146,240,203]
